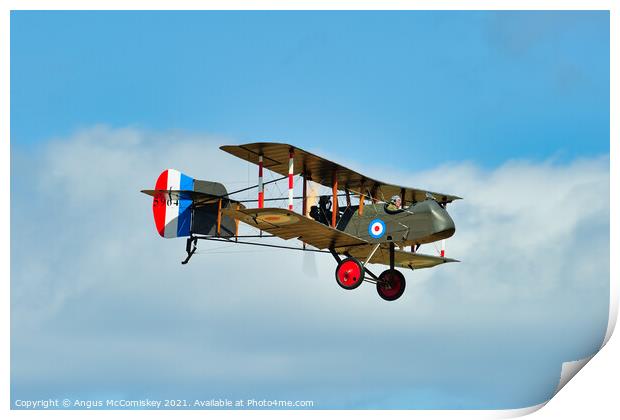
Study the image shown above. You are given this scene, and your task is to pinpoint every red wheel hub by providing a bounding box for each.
[336,259,363,288]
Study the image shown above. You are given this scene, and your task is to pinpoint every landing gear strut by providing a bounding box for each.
[375,242,407,300]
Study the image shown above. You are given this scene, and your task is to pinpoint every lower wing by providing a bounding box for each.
[222,207,457,269]
[344,245,458,269]
[221,207,367,250]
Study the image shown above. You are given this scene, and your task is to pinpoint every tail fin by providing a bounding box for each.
[142,170,241,239]
[150,169,194,238]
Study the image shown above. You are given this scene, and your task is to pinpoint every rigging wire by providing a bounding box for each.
[200,237,331,253]
[226,175,288,198]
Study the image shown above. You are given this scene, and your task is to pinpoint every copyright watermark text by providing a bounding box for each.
[13,398,315,409]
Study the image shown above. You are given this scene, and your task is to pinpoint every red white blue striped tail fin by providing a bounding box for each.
[151,169,194,238]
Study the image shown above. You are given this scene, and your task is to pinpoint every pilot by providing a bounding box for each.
[310,195,333,225]
[386,195,402,212]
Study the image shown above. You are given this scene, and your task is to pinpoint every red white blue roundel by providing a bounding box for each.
[368,219,386,239]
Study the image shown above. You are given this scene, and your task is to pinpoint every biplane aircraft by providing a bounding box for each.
[141,143,460,301]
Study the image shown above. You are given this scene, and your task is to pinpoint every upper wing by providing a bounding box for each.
[220,142,462,204]
[344,245,458,270]
[221,207,368,250]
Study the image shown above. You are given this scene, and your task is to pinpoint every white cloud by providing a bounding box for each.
[11,126,609,408]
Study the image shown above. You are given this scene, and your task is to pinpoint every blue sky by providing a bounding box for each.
[10,11,609,410]
[11,11,609,168]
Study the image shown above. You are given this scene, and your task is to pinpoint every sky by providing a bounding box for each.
[10,11,610,409]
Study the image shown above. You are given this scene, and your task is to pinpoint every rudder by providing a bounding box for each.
[152,169,194,238]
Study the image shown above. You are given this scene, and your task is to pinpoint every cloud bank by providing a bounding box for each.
[11,126,609,409]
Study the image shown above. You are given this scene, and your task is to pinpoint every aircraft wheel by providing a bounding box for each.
[335,257,365,290]
[377,269,406,301]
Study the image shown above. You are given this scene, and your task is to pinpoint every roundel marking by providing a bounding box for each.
[256,213,299,225]
[368,219,386,239]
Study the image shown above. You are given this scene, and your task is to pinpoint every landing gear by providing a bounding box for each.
[330,243,407,301]
[335,257,364,290]
[376,269,406,301]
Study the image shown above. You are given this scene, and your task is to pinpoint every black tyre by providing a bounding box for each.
[335,257,365,290]
[376,269,406,301]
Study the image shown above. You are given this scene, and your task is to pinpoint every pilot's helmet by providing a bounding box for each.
[390,195,402,206]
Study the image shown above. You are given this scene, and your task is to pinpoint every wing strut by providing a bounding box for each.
[288,149,294,210]
[258,154,264,208]
[302,172,308,250]
[302,173,308,217]
[358,193,365,215]
[331,171,338,228]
